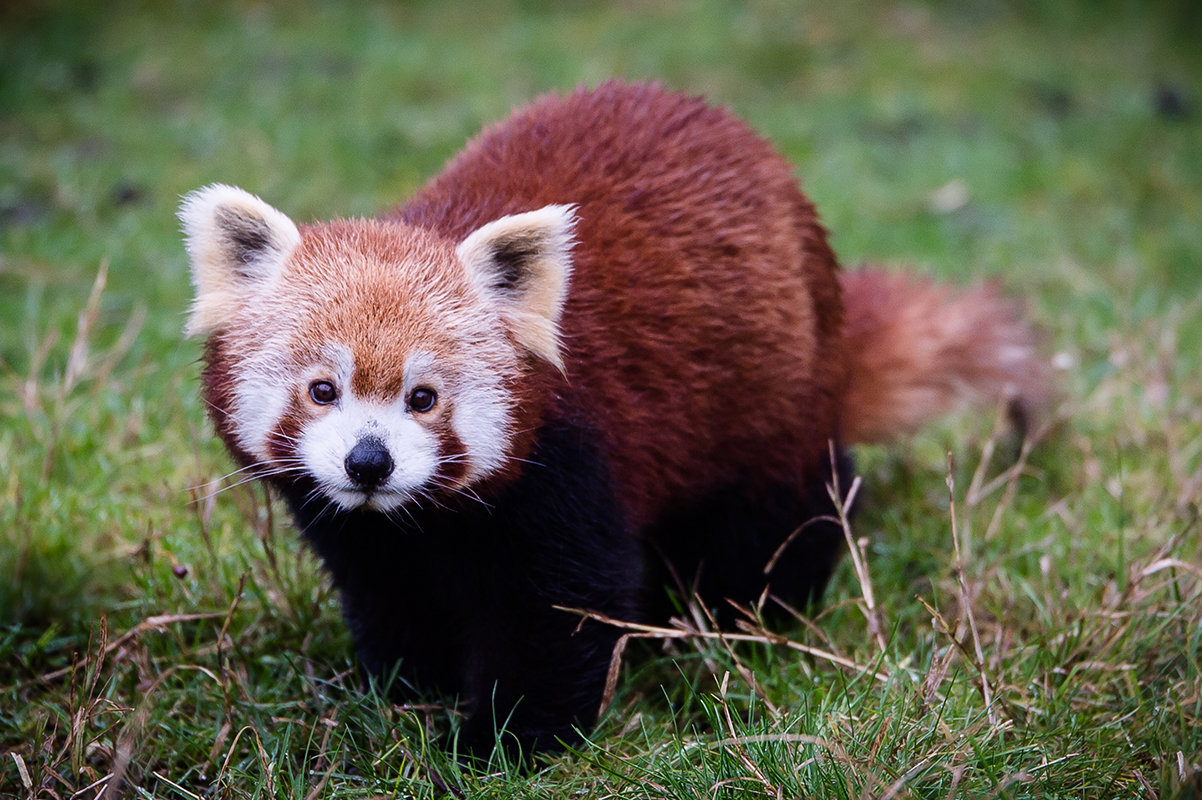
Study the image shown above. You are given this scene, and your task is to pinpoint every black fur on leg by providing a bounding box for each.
[645,446,856,626]
[280,419,854,762]
[284,419,641,762]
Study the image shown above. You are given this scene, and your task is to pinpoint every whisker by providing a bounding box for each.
[267,429,304,445]
[202,398,234,419]
[415,488,449,512]
[463,487,491,508]
[298,488,330,517]
[191,465,310,503]
[384,505,423,535]
[424,476,493,511]
[187,461,264,492]
[507,457,544,468]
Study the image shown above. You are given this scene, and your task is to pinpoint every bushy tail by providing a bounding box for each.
[839,268,1048,444]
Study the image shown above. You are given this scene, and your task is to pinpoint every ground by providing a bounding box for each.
[1,1,1201,797]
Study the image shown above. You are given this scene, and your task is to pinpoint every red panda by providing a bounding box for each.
[180,81,1044,759]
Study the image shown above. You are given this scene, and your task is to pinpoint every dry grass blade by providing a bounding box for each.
[964,397,1010,508]
[946,453,998,726]
[105,664,224,797]
[599,632,635,717]
[699,598,780,719]
[89,302,146,389]
[217,572,248,668]
[69,774,111,799]
[253,726,276,798]
[917,600,959,711]
[763,515,841,576]
[11,613,228,690]
[1133,769,1159,800]
[61,259,108,399]
[557,606,891,684]
[824,442,884,653]
[21,328,58,420]
[879,753,939,800]
[303,758,341,800]
[12,753,33,794]
[1142,557,1202,580]
[711,734,830,747]
[212,725,276,797]
[151,770,202,800]
[60,618,109,781]
[713,671,782,799]
[982,424,1051,542]
[982,771,1032,799]
[304,719,342,800]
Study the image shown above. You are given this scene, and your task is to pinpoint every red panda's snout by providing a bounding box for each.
[286,351,494,512]
[219,338,521,513]
[344,436,394,489]
[294,380,444,512]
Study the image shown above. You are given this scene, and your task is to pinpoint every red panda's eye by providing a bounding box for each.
[309,381,338,405]
[409,387,437,413]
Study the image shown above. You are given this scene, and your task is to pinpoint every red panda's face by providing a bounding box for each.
[221,273,517,512]
[180,185,575,512]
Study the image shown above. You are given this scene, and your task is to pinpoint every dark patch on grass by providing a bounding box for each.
[1155,81,1192,119]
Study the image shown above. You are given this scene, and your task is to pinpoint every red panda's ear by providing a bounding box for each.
[178,185,301,336]
[457,205,577,371]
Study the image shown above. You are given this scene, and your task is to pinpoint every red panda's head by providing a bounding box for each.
[180,185,575,512]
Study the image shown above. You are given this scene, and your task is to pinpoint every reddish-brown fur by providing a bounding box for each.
[194,81,1045,758]
[839,269,1045,443]
[392,82,848,530]
[200,79,1044,552]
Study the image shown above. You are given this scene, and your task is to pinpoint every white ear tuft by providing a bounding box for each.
[457,204,577,370]
[178,184,301,336]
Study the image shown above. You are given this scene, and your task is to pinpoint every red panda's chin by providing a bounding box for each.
[324,486,416,513]
[363,490,414,513]
[325,488,372,511]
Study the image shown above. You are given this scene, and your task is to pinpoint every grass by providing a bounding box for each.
[2,0,1201,797]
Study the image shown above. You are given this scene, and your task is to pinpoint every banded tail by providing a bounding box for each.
[839,268,1048,444]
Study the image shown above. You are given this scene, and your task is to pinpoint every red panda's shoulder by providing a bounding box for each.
[389,83,848,527]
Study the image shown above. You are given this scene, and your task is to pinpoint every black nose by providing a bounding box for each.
[344,436,394,489]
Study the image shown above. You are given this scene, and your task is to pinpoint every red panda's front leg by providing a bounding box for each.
[289,418,641,762]
[447,419,642,761]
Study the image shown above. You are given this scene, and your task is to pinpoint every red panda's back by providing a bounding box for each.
[395,82,846,529]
